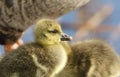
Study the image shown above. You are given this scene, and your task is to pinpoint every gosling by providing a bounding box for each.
[56,40,120,77]
[0,19,72,77]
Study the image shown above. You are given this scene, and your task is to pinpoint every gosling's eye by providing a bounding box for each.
[48,29,58,33]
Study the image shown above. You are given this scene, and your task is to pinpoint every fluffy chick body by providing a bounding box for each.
[0,43,67,77]
[0,19,71,77]
[56,40,120,77]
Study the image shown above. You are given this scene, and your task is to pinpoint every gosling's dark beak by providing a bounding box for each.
[61,33,72,41]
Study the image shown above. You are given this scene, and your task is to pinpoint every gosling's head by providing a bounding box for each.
[34,19,72,45]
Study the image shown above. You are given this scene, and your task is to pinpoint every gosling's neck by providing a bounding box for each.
[35,40,61,47]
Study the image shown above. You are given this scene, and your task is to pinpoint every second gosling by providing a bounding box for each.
[56,40,120,77]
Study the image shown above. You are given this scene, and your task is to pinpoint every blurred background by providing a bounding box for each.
[1,0,120,55]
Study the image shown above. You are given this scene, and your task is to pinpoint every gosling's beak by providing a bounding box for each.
[61,33,72,41]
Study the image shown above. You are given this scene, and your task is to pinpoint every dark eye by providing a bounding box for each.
[48,29,58,33]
